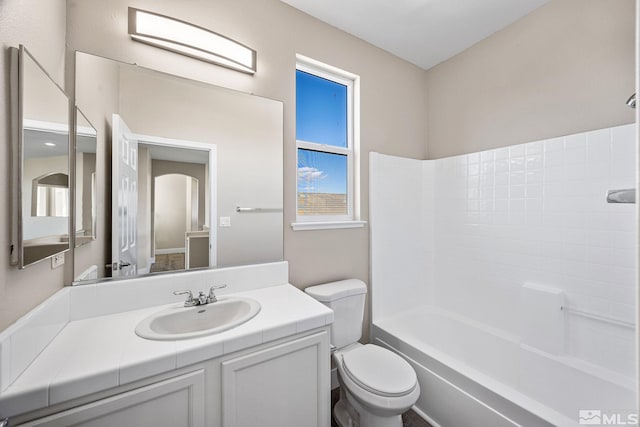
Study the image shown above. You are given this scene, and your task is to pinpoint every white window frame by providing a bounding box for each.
[293,55,365,231]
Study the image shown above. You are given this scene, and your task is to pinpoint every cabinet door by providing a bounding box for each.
[18,370,205,427]
[221,331,330,427]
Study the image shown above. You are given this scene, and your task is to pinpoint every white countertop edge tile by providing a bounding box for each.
[0,383,49,418]
[175,339,224,369]
[49,368,120,406]
[119,351,178,386]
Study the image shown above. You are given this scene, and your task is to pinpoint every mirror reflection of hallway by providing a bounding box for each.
[111,114,215,277]
[139,144,210,275]
[151,173,202,273]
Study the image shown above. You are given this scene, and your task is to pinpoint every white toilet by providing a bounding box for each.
[305,279,420,427]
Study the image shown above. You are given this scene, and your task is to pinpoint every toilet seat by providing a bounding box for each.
[340,344,418,397]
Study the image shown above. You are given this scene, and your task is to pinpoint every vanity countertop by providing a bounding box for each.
[0,283,333,418]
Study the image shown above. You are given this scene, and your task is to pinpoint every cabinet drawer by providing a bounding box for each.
[17,370,205,427]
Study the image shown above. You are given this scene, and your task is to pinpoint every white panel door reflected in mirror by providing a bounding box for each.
[111,114,215,277]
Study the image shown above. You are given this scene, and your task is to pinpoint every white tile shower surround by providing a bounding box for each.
[370,124,637,422]
[0,261,334,418]
[433,124,636,376]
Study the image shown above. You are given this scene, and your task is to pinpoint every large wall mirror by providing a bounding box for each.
[12,45,71,268]
[74,52,283,283]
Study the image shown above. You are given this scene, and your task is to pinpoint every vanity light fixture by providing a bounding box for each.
[128,7,257,74]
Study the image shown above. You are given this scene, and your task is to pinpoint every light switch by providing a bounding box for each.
[219,216,231,227]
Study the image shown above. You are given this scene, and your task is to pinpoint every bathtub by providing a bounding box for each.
[372,307,636,427]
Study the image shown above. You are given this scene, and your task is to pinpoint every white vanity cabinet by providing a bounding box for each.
[16,370,206,427]
[13,329,330,427]
[221,331,330,427]
[0,277,334,427]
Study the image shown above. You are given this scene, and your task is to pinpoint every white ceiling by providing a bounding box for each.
[281,0,551,70]
[24,129,69,158]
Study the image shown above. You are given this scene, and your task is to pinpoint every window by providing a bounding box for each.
[294,56,364,230]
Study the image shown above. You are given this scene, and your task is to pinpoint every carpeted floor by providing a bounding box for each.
[149,253,185,272]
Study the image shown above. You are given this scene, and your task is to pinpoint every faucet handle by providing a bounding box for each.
[208,284,227,303]
[173,290,196,306]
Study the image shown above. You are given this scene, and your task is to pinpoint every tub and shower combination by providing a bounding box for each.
[370,124,637,426]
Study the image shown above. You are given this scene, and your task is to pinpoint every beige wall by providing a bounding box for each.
[151,160,207,251]
[425,0,636,159]
[137,147,152,271]
[151,160,206,232]
[75,152,96,234]
[154,174,189,250]
[0,0,68,331]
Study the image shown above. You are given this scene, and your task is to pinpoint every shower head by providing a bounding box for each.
[626,93,636,109]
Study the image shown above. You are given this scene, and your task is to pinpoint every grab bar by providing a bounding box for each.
[606,189,636,204]
[561,306,635,329]
[236,206,283,213]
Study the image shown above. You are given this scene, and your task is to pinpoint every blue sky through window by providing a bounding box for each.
[296,70,348,196]
[297,149,347,195]
[296,70,347,147]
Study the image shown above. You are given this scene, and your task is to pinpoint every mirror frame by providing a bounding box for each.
[11,45,72,269]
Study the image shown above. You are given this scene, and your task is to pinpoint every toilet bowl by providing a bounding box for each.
[334,343,420,427]
[305,279,420,427]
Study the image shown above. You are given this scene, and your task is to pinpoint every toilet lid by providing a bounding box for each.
[341,344,417,397]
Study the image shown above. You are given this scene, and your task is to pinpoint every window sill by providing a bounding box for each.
[290,220,367,231]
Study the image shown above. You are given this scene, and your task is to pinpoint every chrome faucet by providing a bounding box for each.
[173,290,198,307]
[197,291,208,305]
[173,284,227,307]
[207,284,227,303]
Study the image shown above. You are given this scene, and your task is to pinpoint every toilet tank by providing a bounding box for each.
[305,279,367,349]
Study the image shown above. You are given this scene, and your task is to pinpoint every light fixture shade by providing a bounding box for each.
[128,7,257,74]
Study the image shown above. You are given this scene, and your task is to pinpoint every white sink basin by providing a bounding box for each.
[135,297,261,341]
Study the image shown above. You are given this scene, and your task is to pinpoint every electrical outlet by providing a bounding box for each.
[51,253,64,269]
